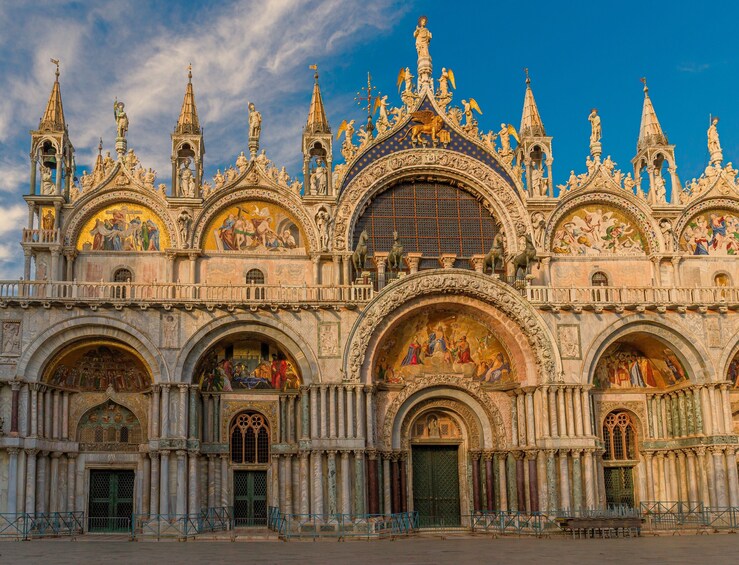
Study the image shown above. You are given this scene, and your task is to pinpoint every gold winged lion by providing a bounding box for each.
[398,110,447,145]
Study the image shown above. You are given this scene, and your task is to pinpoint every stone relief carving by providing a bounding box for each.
[161,313,180,349]
[1,321,21,356]
[333,149,529,253]
[69,389,149,442]
[557,324,581,360]
[398,398,481,450]
[318,322,340,358]
[344,271,556,384]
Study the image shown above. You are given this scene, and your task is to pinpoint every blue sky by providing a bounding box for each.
[0,0,737,277]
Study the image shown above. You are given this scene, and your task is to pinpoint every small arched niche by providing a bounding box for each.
[43,340,152,393]
[593,332,689,390]
[77,400,144,450]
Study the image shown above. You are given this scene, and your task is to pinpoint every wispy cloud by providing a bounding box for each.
[676,62,711,73]
[0,0,409,278]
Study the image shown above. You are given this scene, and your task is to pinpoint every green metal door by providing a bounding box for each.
[233,470,267,526]
[412,445,460,527]
[88,470,135,532]
[604,467,635,508]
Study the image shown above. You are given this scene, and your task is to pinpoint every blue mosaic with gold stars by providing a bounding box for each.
[338,95,518,196]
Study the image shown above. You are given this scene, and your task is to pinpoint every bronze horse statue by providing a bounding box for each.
[387,231,404,272]
[352,229,369,274]
[510,234,538,279]
[483,232,505,274]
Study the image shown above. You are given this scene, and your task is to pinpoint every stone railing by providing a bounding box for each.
[0,280,374,308]
[21,228,61,245]
[527,285,739,311]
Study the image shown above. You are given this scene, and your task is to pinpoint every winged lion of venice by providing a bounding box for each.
[399,110,449,145]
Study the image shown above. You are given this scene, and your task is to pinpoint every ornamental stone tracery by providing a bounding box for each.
[400,398,481,450]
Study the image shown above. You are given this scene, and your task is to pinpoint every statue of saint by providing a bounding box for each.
[315,161,328,195]
[708,117,722,161]
[414,16,432,60]
[41,165,55,194]
[177,209,192,247]
[498,123,511,154]
[114,100,128,139]
[236,151,248,172]
[248,102,262,141]
[588,108,601,145]
[180,158,196,197]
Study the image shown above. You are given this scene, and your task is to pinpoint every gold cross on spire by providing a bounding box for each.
[355,72,376,118]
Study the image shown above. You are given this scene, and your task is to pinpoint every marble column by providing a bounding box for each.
[160,385,170,439]
[175,451,187,515]
[206,455,216,509]
[354,451,366,515]
[471,452,481,512]
[320,386,327,438]
[61,391,69,440]
[696,448,709,506]
[10,382,20,434]
[484,453,495,511]
[338,387,346,439]
[666,451,678,501]
[539,388,550,438]
[677,450,689,503]
[573,389,584,437]
[712,448,729,507]
[399,455,407,513]
[327,451,337,515]
[571,450,582,513]
[685,450,699,504]
[382,454,392,516]
[30,385,39,437]
[548,390,559,438]
[284,454,294,514]
[178,385,189,438]
[643,452,654,502]
[725,448,739,507]
[49,452,61,512]
[365,386,374,448]
[355,389,365,440]
[700,387,713,435]
[220,455,229,508]
[300,452,310,514]
[506,453,517,511]
[720,386,733,434]
[367,451,379,514]
[51,390,60,439]
[559,451,571,510]
[525,392,535,446]
[67,453,77,513]
[310,387,318,439]
[300,388,309,441]
[188,386,198,439]
[497,454,508,511]
[565,388,576,438]
[148,452,160,515]
[43,390,52,439]
[329,387,337,439]
[583,449,595,509]
[36,452,48,513]
[25,449,37,514]
[159,451,170,517]
[311,451,323,514]
[557,388,567,438]
[341,451,352,515]
[347,388,355,439]
[527,451,539,512]
[515,452,526,511]
[6,448,19,513]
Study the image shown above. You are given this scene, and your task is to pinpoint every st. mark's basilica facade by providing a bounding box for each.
[0,16,738,533]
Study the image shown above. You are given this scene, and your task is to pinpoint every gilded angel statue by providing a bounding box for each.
[461,99,482,126]
[396,67,414,93]
[438,68,456,96]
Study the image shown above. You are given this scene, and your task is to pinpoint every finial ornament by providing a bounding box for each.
[187,62,192,81]
[355,72,376,140]
[50,58,60,79]
[641,76,648,93]
[309,63,318,81]
[524,67,530,85]
[708,115,723,165]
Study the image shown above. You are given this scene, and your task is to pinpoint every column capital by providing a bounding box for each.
[24,448,38,457]
[366,449,378,460]
[66,452,78,460]
[219,453,229,461]
[470,450,482,461]
[176,450,187,459]
[353,449,365,458]
[299,451,310,461]
[512,450,526,461]
[570,449,582,459]
[148,451,160,461]
[160,383,172,391]
[482,450,494,461]
[11,380,21,391]
[178,383,189,392]
[7,447,20,455]
[326,450,338,457]
[710,445,727,456]
[525,450,539,461]
[51,451,63,459]
[544,449,557,458]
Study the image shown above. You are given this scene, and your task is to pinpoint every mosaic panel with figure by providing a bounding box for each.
[77,203,170,251]
[679,211,739,255]
[197,335,301,392]
[77,400,143,450]
[374,309,514,384]
[552,206,646,255]
[204,201,304,253]
[594,334,689,389]
[44,342,151,392]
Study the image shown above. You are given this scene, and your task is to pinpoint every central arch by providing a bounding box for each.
[343,270,559,384]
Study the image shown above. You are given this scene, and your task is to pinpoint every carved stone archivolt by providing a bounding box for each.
[63,187,178,249]
[380,374,508,451]
[343,270,558,383]
[399,397,481,450]
[332,148,530,252]
[545,190,661,254]
[220,398,278,444]
[191,184,319,252]
[69,389,149,443]
[674,197,739,249]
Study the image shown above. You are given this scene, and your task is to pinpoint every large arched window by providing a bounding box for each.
[230,411,270,464]
[603,411,637,461]
[591,271,609,287]
[602,410,638,508]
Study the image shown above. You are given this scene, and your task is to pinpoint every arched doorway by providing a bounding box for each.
[601,410,639,508]
[230,411,270,526]
[410,409,464,527]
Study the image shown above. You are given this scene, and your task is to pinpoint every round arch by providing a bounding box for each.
[175,313,321,386]
[16,315,168,383]
[190,185,319,252]
[545,190,662,254]
[332,149,531,254]
[674,197,739,255]
[581,315,714,387]
[716,326,739,386]
[62,188,178,249]
[343,270,559,384]
[382,377,506,451]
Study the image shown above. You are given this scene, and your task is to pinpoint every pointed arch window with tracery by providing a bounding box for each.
[230,411,270,465]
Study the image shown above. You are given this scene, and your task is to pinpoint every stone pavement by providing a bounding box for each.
[1,534,738,565]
